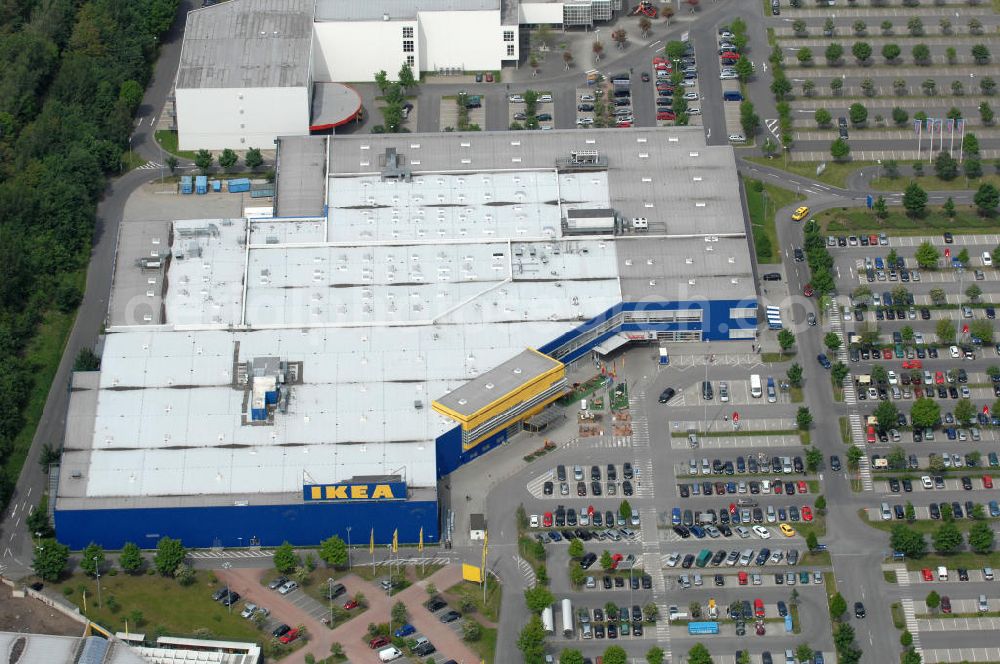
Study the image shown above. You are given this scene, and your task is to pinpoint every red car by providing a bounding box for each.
[729,503,737,515]
[721,52,741,62]
[773,482,783,495]
[935,371,945,384]
[754,598,765,618]
[984,475,993,489]
[485,72,494,82]
[280,628,300,644]
[801,506,814,521]
[803,284,814,297]
[738,571,748,585]
[941,596,952,613]
[610,553,624,570]
[369,636,391,649]
[882,348,893,359]
[921,568,933,581]
[903,359,922,369]
[657,112,676,121]
[868,234,879,245]
[797,481,808,494]
[616,122,633,128]
[543,512,553,527]
[344,599,359,610]
[867,425,876,444]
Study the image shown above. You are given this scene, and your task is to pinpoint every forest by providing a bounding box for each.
[0,0,179,506]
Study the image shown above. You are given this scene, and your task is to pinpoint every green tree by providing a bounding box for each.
[874,401,899,433]
[805,447,823,472]
[852,42,872,63]
[882,43,901,62]
[797,407,813,430]
[80,542,105,578]
[568,538,584,558]
[915,242,940,268]
[771,75,792,100]
[33,539,70,582]
[391,600,408,625]
[873,196,888,219]
[830,593,847,620]
[806,531,819,551]
[119,542,143,574]
[647,646,666,664]
[688,644,714,664]
[943,197,956,218]
[524,585,555,613]
[244,147,263,170]
[602,646,628,664]
[600,550,615,571]
[319,535,348,568]
[778,329,795,352]
[814,108,832,127]
[218,148,238,171]
[847,446,863,470]
[735,56,754,82]
[966,284,983,302]
[165,155,179,174]
[936,318,957,343]
[374,70,390,94]
[559,650,585,664]
[787,363,803,387]
[969,521,995,553]
[154,537,187,576]
[890,109,908,128]
[890,524,927,558]
[972,44,991,64]
[398,64,416,90]
[824,332,842,351]
[830,78,843,95]
[903,182,928,217]
[910,397,941,430]
[797,645,815,664]
[825,43,844,64]
[797,48,814,65]
[849,103,868,126]
[273,541,299,574]
[905,502,916,522]
[831,137,851,161]
[966,158,983,179]
[665,40,687,60]
[912,44,931,64]
[975,183,1000,216]
[194,149,214,173]
[971,319,995,344]
[619,499,632,521]
[935,152,959,180]
[832,362,849,384]
[793,19,808,35]
[933,522,963,553]
[881,20,893,34]
[981,102,995,126]
[901,631,913,648]
[461,618,482,642]
[908,17,925,36]
[926,590,941,610]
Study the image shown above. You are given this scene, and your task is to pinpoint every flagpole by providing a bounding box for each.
[917,121,921,156]
[959,120,966,163]
[949,120,955,158]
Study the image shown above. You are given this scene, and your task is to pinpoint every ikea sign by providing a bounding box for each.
[303,482,406,502]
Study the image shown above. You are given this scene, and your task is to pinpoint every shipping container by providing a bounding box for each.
[227,178,251,193]
[561,599,573,637]
[211,179,222,192]
[688,621,720,635]
[195,175,208,195]
[180,176,193,194]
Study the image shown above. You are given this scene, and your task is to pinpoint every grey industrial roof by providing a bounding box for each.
[176,0,313,89]
[617,236,756,302]
[275,135,328,218]
[315,0,500,21]
[436,349,562,417]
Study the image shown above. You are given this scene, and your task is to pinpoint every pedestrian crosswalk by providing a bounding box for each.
[848,412,874,490]
[136,161,164,170]
[895,564,911,587]
[901,597,923,654]
[188,549,273,559]
[514,554,537,588]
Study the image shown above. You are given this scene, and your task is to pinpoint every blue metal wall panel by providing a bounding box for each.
[54,500,439,550]
[435,425,509,478]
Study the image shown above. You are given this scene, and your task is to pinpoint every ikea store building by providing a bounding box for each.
[54,128,757,549]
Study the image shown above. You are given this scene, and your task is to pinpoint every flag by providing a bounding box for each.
[480,530,489,581]
[418,527,424,553]
[392,528,398,553]
[913,119,921,134]
[925,118,934,132]
[369,528,374,554]
[957,118,966,133]
[947,118,955,132]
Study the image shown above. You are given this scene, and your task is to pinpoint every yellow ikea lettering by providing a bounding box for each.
[371,484,395,499]
[325,485,349,499]
[350,485,369,499]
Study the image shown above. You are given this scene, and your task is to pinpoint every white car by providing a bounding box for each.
[681,79,697,88]
[579,94,595,102]
[509,95,524,103]
[719,72,739,80]
[921,475,933,489]
[735,525,751,538]
[666,552,681,567]
[687,107,702,115]
[752,525,772,539]
[684,92,699,100]
[530,514,539,528]
[950,345,961,358]
[728,134,746,142]
[538,94,553,103]
[887,371,898,385]
[241,603,258,618]
[576,117,594,125]
[278,580,298,595]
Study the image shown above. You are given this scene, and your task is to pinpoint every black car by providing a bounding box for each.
[944,232,954,243]
[580,552,597,569]
[962,476,973,490]
[440,610,462,623]
[958,568,969,581]
[212,587,230,601]
[413,642,437,656]
[426,596,448,611]
[902,478,913,492]
[679,484,690,498]
[221,591,240,606]
[854,602,866,618]
[641,575,652,589]
[659,388,676,403]
[830,455,841,471]
[762,272,782,281]
[623,463,634,479]
[543,481,553,495]
[682,554,695,568]
[603,575,613,589]
[607,623,617,639]
[777,601,788,617]
[272,624,291,638]
[929,503,941,519]
[622,480,633,496]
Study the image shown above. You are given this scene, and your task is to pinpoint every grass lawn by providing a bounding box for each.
[891,602,905,628]
[816,205,1000,236]
[884,569,897,584]
[905,550,1000,570]
[870,173,1000,193]
[745,157,878,189]
[761,351,795,363]
[444,577,501,622]
[839,417,851,444]
[154,130,198,160]
[796,514,827,539]
[859,508,999,535]
[3,284,82,496]
[744,177,806,264]
[55,571,278,649]
[468,625,497,664]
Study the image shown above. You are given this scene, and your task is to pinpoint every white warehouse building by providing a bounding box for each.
[175,0,624,150]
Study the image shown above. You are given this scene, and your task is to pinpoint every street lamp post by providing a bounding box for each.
[346,526,353,569]
[327,577,334,625]
[222,562,232,613]
[94,556,103,609]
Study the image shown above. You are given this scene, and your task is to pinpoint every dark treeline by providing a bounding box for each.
[0,0,179,505]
